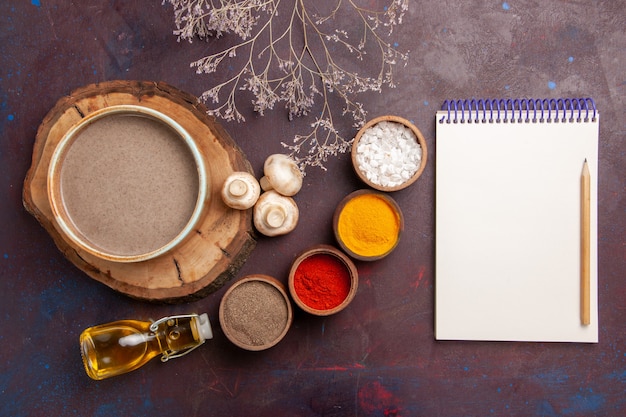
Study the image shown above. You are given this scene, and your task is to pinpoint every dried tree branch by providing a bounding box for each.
[164,0,409,172]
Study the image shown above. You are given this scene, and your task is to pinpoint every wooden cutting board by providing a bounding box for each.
[23,80,256,303]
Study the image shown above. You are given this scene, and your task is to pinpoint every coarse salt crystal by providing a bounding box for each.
[355,121,422,188]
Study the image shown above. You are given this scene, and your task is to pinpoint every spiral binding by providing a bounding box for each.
[439,98,597,124]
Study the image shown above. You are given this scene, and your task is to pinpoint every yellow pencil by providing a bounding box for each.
[581,159,591,326]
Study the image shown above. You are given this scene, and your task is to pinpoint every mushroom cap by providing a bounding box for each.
[261,154,303,196]
[221,172,261,210]
[253,190,299,237]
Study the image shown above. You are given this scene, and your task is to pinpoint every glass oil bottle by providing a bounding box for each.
[80,313,212,380]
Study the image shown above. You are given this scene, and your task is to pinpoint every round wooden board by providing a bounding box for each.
[23,80,256,303]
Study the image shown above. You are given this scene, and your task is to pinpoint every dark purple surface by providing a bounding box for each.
[1,1,624,416]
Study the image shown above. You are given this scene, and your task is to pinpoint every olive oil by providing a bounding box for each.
[80,313,212,380]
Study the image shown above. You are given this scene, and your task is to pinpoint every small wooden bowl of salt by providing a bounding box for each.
[351,115,427,192]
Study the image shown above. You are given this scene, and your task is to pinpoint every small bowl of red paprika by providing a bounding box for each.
[288,244,358,316]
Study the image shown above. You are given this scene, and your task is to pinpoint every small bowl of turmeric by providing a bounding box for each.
[333,190,404,261]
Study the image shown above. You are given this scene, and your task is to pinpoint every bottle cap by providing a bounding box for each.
[195,313,213,342]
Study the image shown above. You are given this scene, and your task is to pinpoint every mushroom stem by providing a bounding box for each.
[259,176,273,192]
[228,179,248,197]
[265,206,286,228]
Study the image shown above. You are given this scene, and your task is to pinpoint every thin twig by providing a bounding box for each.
[164,0,409,172]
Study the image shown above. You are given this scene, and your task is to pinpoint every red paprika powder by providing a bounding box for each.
[293,253,351,310]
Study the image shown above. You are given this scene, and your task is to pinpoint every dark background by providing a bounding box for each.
[1,1,624,416]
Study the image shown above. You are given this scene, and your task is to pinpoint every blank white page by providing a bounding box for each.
[435,107,598,342]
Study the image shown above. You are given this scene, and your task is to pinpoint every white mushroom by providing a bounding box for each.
[259,154,303,197]
[253,190,299,237]
[221,172,261,210]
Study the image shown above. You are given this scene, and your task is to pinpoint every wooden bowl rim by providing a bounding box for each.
[333,189,404,261]
[288,244,359,316]
[219,274,293,351]
[46,104,208,263]
[351,115,428,192]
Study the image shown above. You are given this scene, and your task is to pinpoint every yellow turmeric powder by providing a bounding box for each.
[336,193,401,258]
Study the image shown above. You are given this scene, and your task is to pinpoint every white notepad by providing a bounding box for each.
[435,98,599,342]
